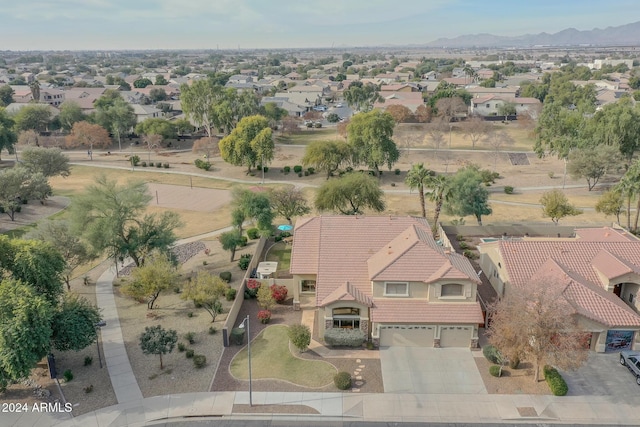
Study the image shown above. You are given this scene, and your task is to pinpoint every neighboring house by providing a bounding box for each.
[39,88,65,107]
[593,59,634,70]
[63,87,109,113]
[379,83,421,92]
[478,227,640,353]
[4,102,59,117]
[374,91,424,113]
[290,216,484,348]
[467,86,520,98]
[260,97,306,117]
[470,95,541,118]
[131,104,162,123]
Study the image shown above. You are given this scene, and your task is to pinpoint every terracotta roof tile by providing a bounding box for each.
[372,300,484,323]
[320,282,373,307]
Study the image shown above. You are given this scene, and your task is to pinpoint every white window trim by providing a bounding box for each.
[384,281,409,297]
[438,283,467,300]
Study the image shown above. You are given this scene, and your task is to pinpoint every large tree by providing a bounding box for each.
[539,189,583,225]
[230,188,274,235]
[315,172,385,215]
[219,230,244,262]
[0,167,51,220]
[219,115,274,173]
[0,85,14,107]
[95,95,137,151]
[135,118,176,141]
[12,104,52,133]
[0,108,17,159]
[69,175,182,268]
[444,167,492,226]
[19,146,70,178]
[181,272,228,322]
[343,81,381,112]
[616,160,640,231]
[595,189,624,225]
[385,105,412,124]
[405,163,435,218]
[567,145,622,191]
[347,110,399,175]
[268,187,311,225]
[487,277,589,382]
[462,116,492,149]
[51,294,101,352]
[179,79,218,142]
[426,174,450,236]
[139,325,177,369]
[0,279,53,390]
[123,251,179,310]
[25,220,95,290]
[66,121,112,160]
[585,97,640,163]
[302,140,351,179]
[58,101,85,132]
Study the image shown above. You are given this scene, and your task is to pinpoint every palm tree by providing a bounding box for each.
[425,174,450,237]
[405,163,434,218]
[29,80,40,103]
[616,160,640,231]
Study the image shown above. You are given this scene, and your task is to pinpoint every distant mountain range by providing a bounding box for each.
[426,21,640,48]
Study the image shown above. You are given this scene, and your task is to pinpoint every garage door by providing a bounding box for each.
[379,325,435,347]
[439,326,472,347]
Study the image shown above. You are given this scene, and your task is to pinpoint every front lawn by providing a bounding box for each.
[230,325,336,388]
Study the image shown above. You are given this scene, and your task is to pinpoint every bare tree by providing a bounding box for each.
[462,116,492,149]
[435,97,467,123]
[426,119,448,161]
[17,130,40,147]
[483,130,515,169]
[143,134,162,164]
[487,276,590,382]
[192,137,220,160]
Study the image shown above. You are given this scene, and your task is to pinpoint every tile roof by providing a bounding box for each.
[495,229,640,327]
[531,259,640,327]
[320,282,373,307]
[371,300,484,323]
[291,216,479,308]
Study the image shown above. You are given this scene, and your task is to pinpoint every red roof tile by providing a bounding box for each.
[372,300,484,323]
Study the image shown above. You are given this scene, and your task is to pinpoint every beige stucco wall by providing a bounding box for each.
[478,243,508,297]
[371,280,476,301]
[291,274,317,303]
[321,301,370,337]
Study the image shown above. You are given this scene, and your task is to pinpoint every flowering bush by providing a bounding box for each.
[246,279,260,298]
[257,310,271,324]
[270,284,288,303]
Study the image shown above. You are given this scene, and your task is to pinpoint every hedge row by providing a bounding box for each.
[544,365,568,396]
[324,328,366,347]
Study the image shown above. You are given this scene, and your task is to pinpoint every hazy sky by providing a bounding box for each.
[2,0,639,50]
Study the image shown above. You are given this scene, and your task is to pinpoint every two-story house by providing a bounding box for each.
[290,216,484,348]
[478,227,640,353]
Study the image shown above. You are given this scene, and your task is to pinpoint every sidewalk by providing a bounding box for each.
[12,390,640,426]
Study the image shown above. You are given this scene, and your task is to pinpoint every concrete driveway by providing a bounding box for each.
[561,352,640,398]
[380,347,487,394]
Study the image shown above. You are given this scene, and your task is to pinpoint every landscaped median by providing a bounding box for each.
[230,325,337,388]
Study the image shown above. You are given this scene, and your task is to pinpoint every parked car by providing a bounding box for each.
[336,103,343,108]
[620,351,640,385]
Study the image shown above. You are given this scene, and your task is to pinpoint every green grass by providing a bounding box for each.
[265,242,291,272]
[230,325,336,387]
[276,129,339,145]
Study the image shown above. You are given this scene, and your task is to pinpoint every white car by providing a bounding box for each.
[336,103,343,108]
[620,351,640,385]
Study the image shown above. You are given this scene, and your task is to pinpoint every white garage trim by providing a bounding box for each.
[379,324,435,347]
[439,325,473,347]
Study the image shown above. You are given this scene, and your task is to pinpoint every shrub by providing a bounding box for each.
[544,365,568,396]
[293,165,303,173]
[456,234,465,241]
[239,235,248,247]
[149,162,154,167]
[173,286,181,294]
[298,172,303,177]
[314,122,322,128]
[178,342,186,352]
[394,168,401,175]
[185,349,195,358]
[202,261,208,266]
[163,163,170,168]
[489,365,502,377]
[366,341,375,350]
[459,241,470,250]
[288,324,311,352]
[84,356,93,366]
[219,271,232,282]
[483,345,502,364]
[141,161,147,167]
[270,284,288,303]
[130,155,140,166]
[283,166,291,173]
[304,170,309,176]
[156,162,163,168]
[245,278,260,297]
[390,182,396,187]
[306,122,313,128]
[257,309,271,324]
[504,185,514,194]
[193,354,207,369]
[238,254,251,270]
[246,228,260,240]
[548,171,555,179]
[225,287,237,301]
[324,328,366,347]
[307,167,315,174]
[185,332,196,344]
[334,372,352,390]
[208,326,217,335]
[509,356,520,369]
[194,158,212,171]
[463,250,479,260]
[187,311,194,318]
[63,369,73,382]
[84,384,94,393]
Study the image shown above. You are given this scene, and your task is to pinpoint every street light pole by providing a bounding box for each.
[240,315,252,406]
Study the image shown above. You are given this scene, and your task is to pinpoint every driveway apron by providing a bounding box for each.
[380,347,487,394]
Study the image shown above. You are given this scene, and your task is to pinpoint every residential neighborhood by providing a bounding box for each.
[2,4,640,426]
